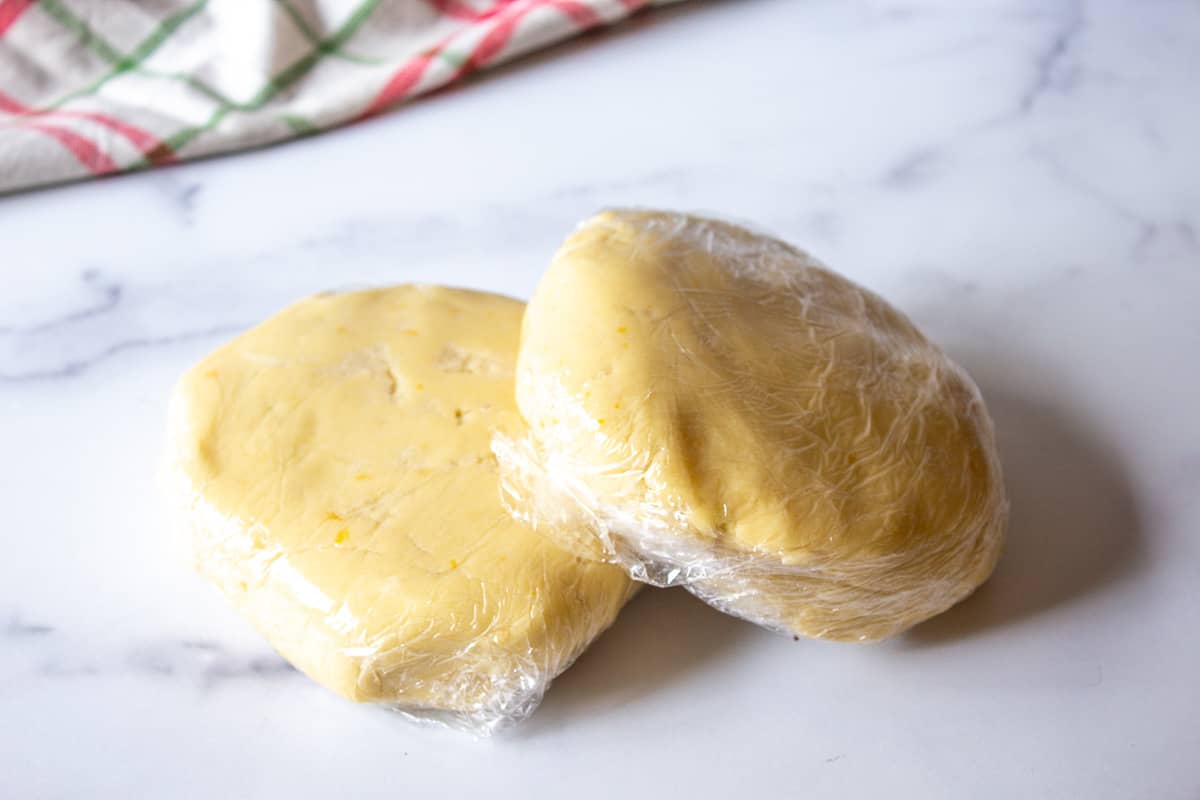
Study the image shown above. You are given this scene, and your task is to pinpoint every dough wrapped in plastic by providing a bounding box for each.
[165,285,634,733]
[496,210,1007,641]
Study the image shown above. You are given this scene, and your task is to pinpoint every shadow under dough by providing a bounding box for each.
[905,355,1145,646]
[515,586,753,737]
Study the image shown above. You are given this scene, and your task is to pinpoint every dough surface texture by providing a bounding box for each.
[167,285,634,730]
[498,210,1007,641]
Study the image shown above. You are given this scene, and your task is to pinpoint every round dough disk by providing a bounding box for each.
[501,210,1007,641]
[166,285,633,729]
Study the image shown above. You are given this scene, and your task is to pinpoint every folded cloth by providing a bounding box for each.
[0,0,677,194]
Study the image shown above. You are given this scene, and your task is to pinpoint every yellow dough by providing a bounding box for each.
[499,210,1007,641]
[165,286,634,729]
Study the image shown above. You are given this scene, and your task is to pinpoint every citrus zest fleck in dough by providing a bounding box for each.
[503,210,1006,642]
[168,285,634,728]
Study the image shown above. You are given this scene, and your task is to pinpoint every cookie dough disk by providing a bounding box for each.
[166,286,634,724]
[503,211,1006,641]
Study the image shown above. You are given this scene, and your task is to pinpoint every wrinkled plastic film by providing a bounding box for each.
[166,472,594,733]
[496,210,1008,642]
[164,286,634,734]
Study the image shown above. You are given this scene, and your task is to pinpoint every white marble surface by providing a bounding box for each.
[2,0,1198,796]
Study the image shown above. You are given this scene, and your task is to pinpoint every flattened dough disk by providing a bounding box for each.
[500,210,1007,641]
[166,286,633,729]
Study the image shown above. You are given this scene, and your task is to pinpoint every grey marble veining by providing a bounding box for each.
[0,0,1197,797]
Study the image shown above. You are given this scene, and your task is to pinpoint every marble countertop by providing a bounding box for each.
[2,1,1198,797]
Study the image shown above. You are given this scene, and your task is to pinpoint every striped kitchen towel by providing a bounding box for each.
[0,0,678,194]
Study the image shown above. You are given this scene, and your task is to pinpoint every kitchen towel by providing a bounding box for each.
[0,0,676,194]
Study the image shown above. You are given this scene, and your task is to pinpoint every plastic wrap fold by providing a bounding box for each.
[497,210,1007,642]
[165,285,634,733]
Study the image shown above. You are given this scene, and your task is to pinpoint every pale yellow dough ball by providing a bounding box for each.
[501,210,1007,641]
[166,286,634,730]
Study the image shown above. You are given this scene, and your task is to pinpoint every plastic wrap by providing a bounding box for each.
[496,210,1008,642]
[164,285,634,734]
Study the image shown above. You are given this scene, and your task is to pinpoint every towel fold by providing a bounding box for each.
[0,0,676,193]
